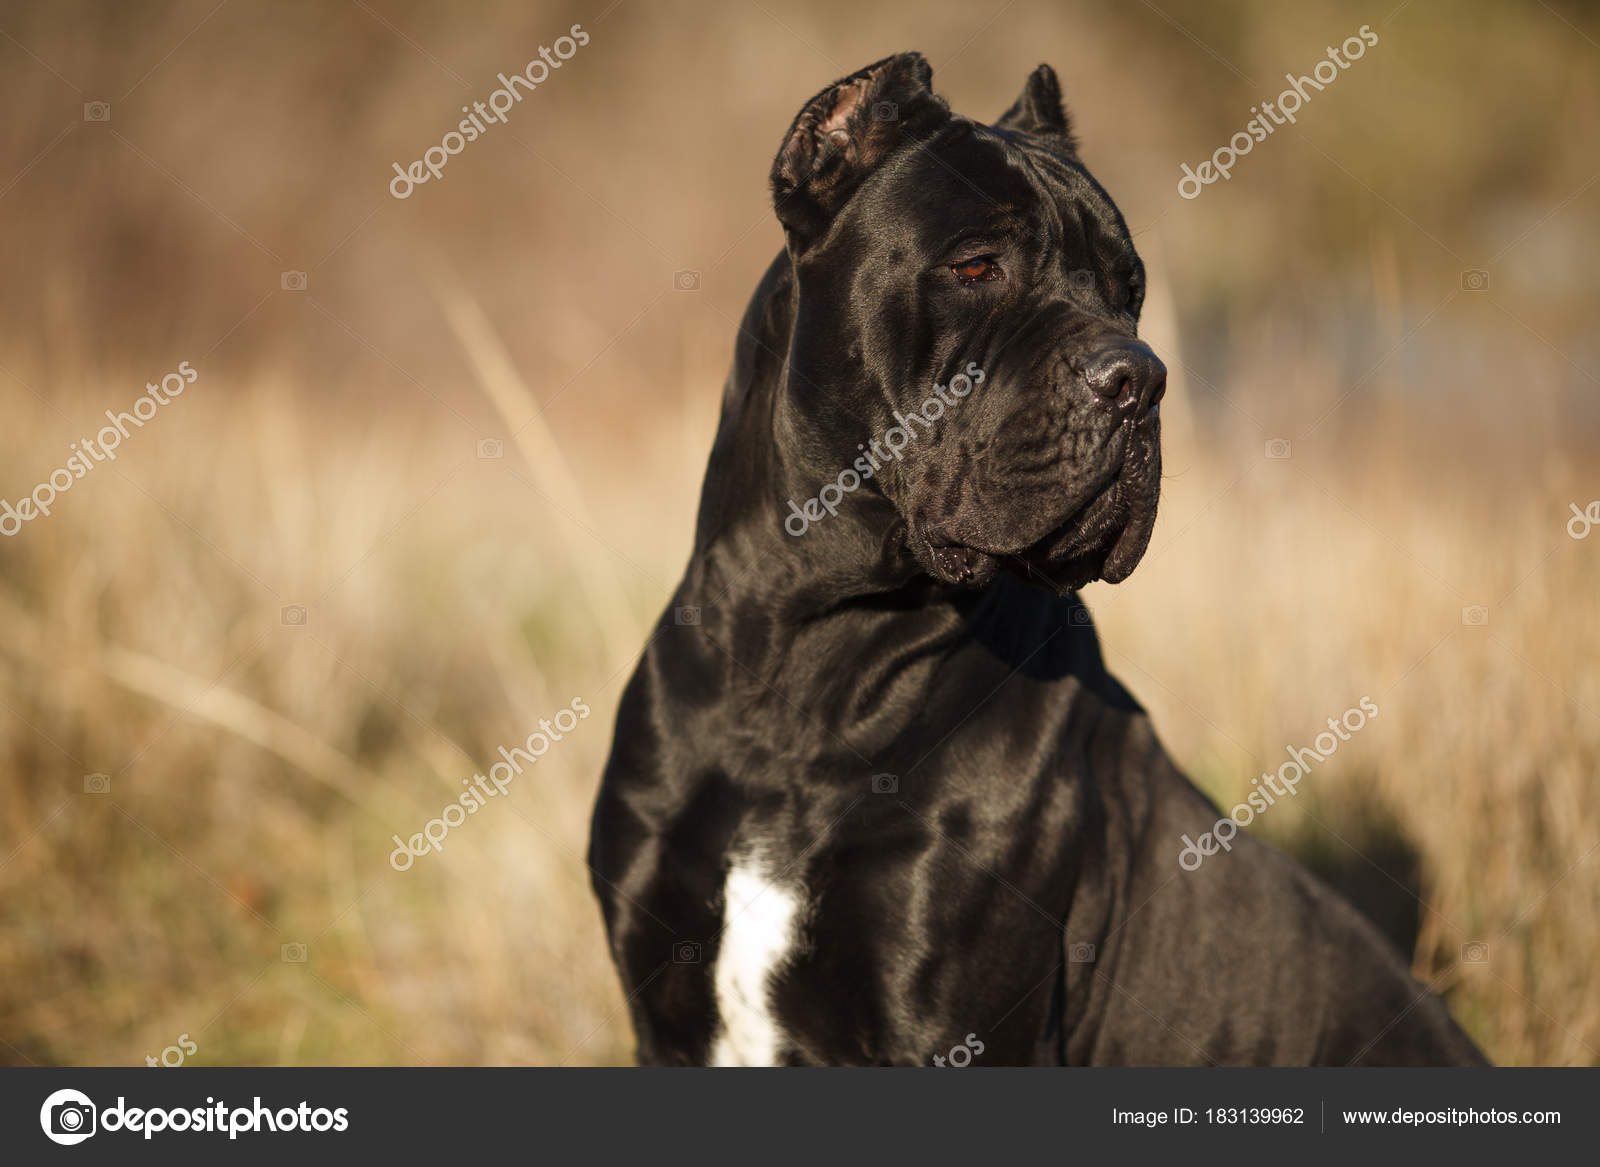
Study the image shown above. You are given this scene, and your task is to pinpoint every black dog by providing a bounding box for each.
[589,52,1485,1066]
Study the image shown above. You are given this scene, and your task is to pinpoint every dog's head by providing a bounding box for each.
[772,52,1163,591]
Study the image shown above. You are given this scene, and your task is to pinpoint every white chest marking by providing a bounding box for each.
[710,857,802,1067]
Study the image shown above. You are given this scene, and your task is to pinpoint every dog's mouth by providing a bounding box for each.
[916,420,1160,590]
[1021,473,1153,586]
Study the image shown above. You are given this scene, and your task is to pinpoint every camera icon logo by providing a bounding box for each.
[673,940,702,963]
[1264,438,1292,460]
[280,270,307,292]
[82,102,111,122]
[281,605,307,627]
[870,772,898,795]
[1461,940,1490,964]
[1067,268,1096,295]
[281,941,308,963]
[1461,605,1489,627]
[674,606,701,626]
[40,1088,97,1145]
[84,772,111,794]
[1069,941,1096,963]
[1460,269,1490,291]
[673,269,701,291]
[871,100,898,122]
[476,437,504,460]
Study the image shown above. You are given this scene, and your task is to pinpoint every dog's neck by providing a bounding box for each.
[687,250,929,618]
[668,251,1121,760]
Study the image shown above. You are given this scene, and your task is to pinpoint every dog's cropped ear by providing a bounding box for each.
[996,63,1075,150]
[771,52,948,250]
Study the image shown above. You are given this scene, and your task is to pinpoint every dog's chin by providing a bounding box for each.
[913,494,1154,591]
[912,441,1161,592]
[1020,481,1157,589]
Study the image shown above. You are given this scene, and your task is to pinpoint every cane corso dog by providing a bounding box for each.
[588,52,1485,1066]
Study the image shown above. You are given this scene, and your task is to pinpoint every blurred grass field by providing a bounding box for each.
[1,0,1597,1066]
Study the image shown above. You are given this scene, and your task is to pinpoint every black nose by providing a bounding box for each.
[1081,340,1167,416]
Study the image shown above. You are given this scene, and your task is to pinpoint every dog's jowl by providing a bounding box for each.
[588,52,1485,1066]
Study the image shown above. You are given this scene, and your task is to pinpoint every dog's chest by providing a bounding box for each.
[709,854,805,1066]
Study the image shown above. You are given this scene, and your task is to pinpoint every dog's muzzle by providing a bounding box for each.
[912,337,1167,589]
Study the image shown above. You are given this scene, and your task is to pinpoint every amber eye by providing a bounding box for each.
[952,257,1001,284]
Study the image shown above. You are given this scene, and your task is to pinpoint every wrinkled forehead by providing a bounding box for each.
[852,120,1131,257]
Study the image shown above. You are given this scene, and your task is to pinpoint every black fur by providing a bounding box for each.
[588,52,1485,1067]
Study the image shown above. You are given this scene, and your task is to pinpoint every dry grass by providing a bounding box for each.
[0,344,708,1065]
[1,0,1597,1066]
